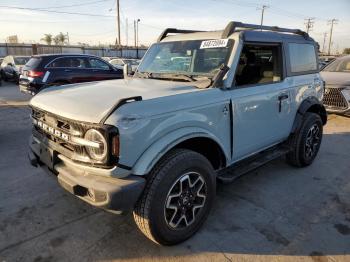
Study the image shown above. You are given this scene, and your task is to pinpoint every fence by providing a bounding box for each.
[0,43,148,59]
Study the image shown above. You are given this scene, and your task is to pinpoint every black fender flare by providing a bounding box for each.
[291,97,327,134]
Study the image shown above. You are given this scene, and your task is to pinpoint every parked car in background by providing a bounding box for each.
[19,54,124,95]
[1,55,30,82]
[109,58,140,73]
[319,56,335,70]
[101,56,119,62]
[321,55,350,116]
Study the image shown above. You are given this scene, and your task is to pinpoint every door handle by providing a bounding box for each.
[278,93,289,113]
[64,69,72,72]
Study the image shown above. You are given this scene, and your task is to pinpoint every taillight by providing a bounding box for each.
[111,135,120,157]
[28,70,44,78]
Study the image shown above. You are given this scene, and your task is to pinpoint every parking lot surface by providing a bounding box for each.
[0,82,349,261]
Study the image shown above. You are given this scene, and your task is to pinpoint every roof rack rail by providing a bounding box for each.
[222,21,309,39]
[157,28,205,42]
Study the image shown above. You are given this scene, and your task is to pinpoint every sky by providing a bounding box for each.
[0,0,349,53]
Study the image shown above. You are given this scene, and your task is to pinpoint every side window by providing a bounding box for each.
[288,43,317,73]
[70,58,88,68]
[48,57,72,68]
[235,44,282,86]
[89,58,110,70]
[115,59,124,66]
[48,57,88,68]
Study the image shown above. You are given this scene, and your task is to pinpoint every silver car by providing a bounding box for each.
[321,55,350,116]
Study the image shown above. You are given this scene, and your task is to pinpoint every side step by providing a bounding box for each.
[217,145,290,184]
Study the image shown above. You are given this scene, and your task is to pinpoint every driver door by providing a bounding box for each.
[230,42,295,161]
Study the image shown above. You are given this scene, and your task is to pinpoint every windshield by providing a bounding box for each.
[323,57,350,72]
[14,57,30,65]
[137,39,233,77]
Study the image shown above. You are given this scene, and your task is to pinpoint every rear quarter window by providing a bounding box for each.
[26,57,42,68]
[288,43,317,73]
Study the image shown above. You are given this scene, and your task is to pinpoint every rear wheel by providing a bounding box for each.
[133,149,215,245]
[286,112,323,167]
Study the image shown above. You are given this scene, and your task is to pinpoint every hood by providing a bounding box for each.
[30,78,201,123]
[321,71,350,87]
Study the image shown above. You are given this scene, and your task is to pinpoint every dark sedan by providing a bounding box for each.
[321,55,350,116]
[19,54,123,95]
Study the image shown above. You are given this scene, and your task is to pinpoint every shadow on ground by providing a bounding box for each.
[0,108,349,261]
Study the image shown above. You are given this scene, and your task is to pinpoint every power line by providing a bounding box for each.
[304,18,315,33]
[0,5,115,18]
[34,0,111,10]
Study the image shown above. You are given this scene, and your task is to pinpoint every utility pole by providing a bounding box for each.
[125,18,128,46]
[136,19,140,58]
[322,32,327,54]
[304,18,315,33]
[134,20,136,48]
[116,0,121,47]
[258,5,269,27]
[327,18,338,55]
[66,32,70,45]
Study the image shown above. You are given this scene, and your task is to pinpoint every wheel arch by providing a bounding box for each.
[291,96,327,134]
[132,128,228,176]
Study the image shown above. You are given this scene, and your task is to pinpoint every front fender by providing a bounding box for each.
[132,127,228,176]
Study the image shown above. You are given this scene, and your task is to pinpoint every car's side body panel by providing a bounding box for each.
[105,88,231,172]
[101,31,325,176]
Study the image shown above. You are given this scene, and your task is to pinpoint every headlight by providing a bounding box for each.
[84,129,107,161]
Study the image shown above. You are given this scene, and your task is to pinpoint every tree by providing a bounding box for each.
[54,32,68,45]
[41,34,53,45]
[343,48,350,55]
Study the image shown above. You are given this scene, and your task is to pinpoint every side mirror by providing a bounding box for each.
[123,64,131,78]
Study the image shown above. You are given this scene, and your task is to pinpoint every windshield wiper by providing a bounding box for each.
[160,73,196,82]
[136,71,153,79]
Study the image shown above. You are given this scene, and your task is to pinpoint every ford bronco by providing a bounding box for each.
[29,21,327,245]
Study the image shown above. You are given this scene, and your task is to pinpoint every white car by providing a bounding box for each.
[109,58,140,73]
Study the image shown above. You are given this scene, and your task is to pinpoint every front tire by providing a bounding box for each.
[286,112,323,167]
[133,149,216,245]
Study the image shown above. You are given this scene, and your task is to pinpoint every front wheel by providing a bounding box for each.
[133,149,216,245]
[286,112,323,167]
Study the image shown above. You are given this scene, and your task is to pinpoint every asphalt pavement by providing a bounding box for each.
[0,82,349,261]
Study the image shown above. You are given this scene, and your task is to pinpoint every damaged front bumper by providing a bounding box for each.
[29,135,145,214]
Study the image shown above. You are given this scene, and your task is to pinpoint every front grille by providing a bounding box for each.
[323,87,349,110]
[31,108,88,157]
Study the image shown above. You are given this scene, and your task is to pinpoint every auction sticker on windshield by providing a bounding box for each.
[200,39,229,49]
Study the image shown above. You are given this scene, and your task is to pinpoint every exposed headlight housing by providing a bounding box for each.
[84,129,108,161]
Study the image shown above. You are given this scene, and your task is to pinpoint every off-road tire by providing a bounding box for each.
[133,149,216,245]
[286,112,323,167]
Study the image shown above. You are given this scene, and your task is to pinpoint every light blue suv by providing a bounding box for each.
[29,21,327,245]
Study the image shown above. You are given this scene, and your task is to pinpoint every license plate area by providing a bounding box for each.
[40,145,57,170]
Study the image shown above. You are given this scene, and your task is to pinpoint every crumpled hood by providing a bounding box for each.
[321,71,350,86]
[30,78,200,123]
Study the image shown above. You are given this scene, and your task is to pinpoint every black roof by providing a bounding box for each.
[31,53,101,59]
